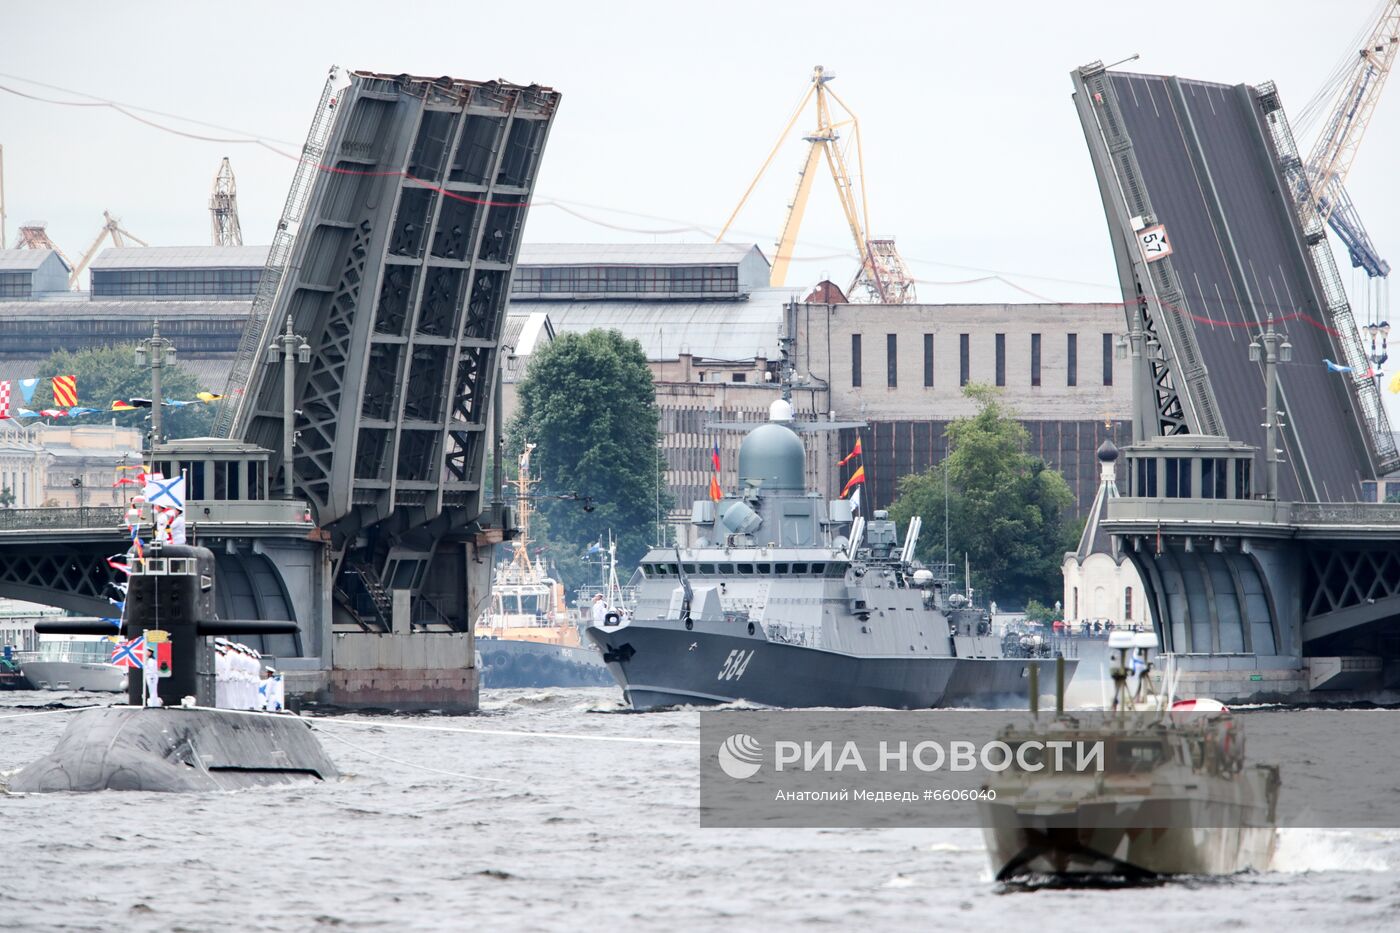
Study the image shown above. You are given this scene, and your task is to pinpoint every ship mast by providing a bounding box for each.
[506,443,539,581]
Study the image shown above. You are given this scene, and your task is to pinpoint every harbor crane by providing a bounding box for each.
[1294,0,1400,367]
[209,157,243,247]
[1297,1,1400,282]
[717,65,915,304]
[67,210,147,290]
[14,221,72,267]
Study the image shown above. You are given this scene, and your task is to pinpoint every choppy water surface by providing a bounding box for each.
[2,688,1398,931]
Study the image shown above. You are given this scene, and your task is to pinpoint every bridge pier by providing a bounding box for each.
[1106,440,1400,702]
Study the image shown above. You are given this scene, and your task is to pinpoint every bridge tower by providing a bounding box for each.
[218,67,559,705]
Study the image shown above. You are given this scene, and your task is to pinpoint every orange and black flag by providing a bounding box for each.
[841,465,866,498]
[709,474,723,502]
[838,437,863,466]
[110,400,137,411]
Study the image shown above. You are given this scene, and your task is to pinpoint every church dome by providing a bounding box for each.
[738,422,805,491]
[1096,439,1120,463]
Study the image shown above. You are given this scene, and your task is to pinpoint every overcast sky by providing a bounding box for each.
[2,0,1394,306]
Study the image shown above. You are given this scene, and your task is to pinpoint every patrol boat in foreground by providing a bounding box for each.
[586,400,1076,710]
[980,633,1280,879]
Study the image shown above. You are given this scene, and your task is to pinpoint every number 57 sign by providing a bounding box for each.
[1137,223,1173,263]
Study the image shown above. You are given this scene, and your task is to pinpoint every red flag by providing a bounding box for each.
[838,437,863,466]
[841,465,866,498]
[709,474,722,502]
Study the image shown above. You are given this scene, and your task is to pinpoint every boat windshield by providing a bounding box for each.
[1112,740,1167,772]
[32,639,113,664]
[492,586,555,620]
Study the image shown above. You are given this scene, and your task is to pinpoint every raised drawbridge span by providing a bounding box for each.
[218,68,558,636]
[1073,64,1396,502]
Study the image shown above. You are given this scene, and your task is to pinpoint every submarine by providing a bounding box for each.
[7,543,339,793]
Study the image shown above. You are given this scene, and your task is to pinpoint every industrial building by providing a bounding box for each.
[0,245,255,391]
[793,298,1133,512]
[0,239,1132,520]
[510,242,1131,514]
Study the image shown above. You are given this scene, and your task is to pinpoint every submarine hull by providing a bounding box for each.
[586,619,1074,711]
[7,706,339,793]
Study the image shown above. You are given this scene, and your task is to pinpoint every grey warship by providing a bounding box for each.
[586,400,1076,710]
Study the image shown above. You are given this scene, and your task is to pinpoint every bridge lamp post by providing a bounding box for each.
[1249,324,1292,501]
[265,316,311,500]
[1115,321,1147,444]
[134,321,177,453]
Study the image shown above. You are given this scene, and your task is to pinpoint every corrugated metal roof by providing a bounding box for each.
[501,314,528,350]
[511,286,794,361]
[0,298,252,319]
[0,249,57,271]
[518,243,765,268]
[90,246,270,270]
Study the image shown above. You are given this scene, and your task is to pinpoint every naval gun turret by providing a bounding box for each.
[8,543,338,793]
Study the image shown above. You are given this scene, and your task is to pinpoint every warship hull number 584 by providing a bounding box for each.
[586,400,1076,710]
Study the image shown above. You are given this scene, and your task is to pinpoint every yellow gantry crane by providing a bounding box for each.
[717,65,915,304]
[67,210,148,290]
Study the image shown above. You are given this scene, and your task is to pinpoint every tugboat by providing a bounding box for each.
[0,647,28,690]
[979,632,1280,879]
[585,398,1077,710]
[476,444,611,689]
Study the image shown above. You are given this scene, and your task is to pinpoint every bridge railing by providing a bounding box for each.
[1256,81,1400,473]
[0,507,125,531]
[215,66,347,438]
[1292,502,1400,525]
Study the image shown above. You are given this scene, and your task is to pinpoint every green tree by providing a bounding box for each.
[507,330,670,584]
[0,487,14,508]
[33,346,217,440]
[889,385,1076,606]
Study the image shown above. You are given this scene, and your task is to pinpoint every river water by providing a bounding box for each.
[2,687,1397,932]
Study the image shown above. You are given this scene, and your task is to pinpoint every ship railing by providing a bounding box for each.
[764,620,824,649]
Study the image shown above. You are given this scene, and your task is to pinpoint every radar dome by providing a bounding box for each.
[738,423,805,491]
[768,398,795,422]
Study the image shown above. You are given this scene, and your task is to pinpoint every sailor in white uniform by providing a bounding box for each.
[142,649,162,707]
[214,640,229,708]
[591,593,607,626]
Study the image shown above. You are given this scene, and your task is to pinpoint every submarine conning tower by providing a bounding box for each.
[33,543,299,707]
